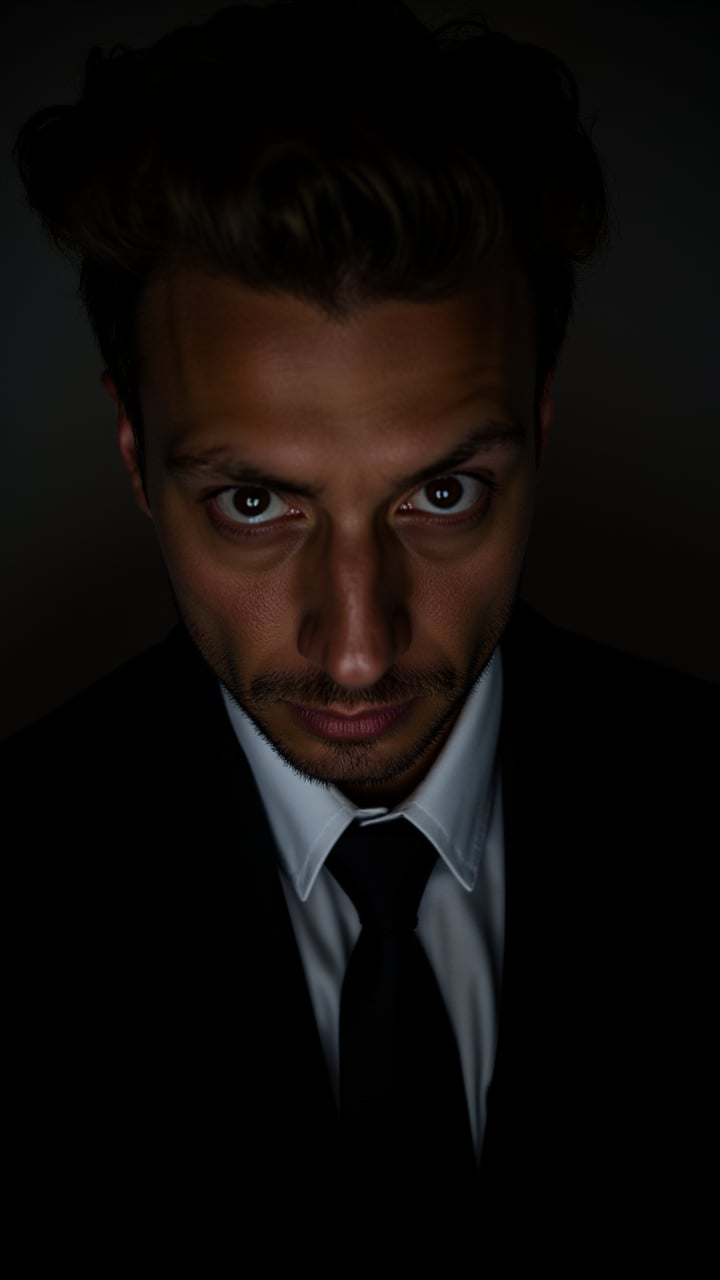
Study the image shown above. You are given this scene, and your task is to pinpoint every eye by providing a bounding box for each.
[212,485,297,525]
[399,474,488,516]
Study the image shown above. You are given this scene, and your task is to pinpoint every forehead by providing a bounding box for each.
[135,257,537,447]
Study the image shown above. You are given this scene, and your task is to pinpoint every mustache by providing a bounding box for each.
[244,665,459,709]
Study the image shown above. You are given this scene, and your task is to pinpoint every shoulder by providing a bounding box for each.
[2,624,224,747]
[500,600,720,836]
[498,606,719,1057]
[0,626,247,846]
[502,598,719,741]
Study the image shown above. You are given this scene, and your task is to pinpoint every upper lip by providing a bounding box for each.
[290,701,411,718]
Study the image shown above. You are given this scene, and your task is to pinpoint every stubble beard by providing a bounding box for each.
[176,602,511,793]
[243,677,471,791]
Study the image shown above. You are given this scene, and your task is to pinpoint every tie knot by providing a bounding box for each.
[325,818,438,932]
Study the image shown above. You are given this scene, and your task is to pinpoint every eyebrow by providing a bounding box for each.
[166,421,527,497]
[166,447,324,498]
[393,422,527,490]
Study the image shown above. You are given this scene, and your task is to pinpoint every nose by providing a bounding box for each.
[297,528,411,689]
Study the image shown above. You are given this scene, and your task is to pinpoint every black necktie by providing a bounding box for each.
[326,817,476,1215]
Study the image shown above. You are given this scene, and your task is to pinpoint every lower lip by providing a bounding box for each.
[289,701,414,740]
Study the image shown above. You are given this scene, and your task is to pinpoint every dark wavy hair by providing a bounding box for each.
[14,0,607,459]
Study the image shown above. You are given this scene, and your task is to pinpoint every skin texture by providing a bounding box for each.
[106,255,552,807]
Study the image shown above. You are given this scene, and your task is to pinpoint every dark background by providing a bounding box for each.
[1,0,718,741]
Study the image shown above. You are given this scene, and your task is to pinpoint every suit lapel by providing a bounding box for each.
[480,603,698,1207]
[95,625,338,1130]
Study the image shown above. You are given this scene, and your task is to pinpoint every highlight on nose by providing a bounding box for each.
[297,588,412,689]
[295,530,413,687]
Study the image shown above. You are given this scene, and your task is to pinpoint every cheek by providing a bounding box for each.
[194,567,297,654]
[414,553,519,649]
[154,516,300,655]
[412,501,534,646]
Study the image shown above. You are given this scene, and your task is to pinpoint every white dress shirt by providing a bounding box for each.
[221,651,505,1160]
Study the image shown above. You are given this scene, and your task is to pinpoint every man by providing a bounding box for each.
[3,0,717,1249]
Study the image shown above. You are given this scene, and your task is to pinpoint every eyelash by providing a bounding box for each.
[204,471,500,540]
[397,473,500,526]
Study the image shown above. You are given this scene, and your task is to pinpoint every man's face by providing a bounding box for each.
[115,256,551,806]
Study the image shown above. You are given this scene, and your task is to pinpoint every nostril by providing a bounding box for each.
[297,602,411,689]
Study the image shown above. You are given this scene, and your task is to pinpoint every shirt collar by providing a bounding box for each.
[221,649,502,902]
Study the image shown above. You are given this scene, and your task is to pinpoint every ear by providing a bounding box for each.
[101,371,152,518]
[536,371,554,468]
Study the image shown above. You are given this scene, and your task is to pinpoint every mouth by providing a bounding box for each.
[287,700,415,741]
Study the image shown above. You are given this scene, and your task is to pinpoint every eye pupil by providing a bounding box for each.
[232,486,271,517]
[426,476,463,509]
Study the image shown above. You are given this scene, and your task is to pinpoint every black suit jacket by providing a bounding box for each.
[2,602,718,1251]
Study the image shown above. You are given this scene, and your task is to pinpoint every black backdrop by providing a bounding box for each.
[2,0,718,739]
